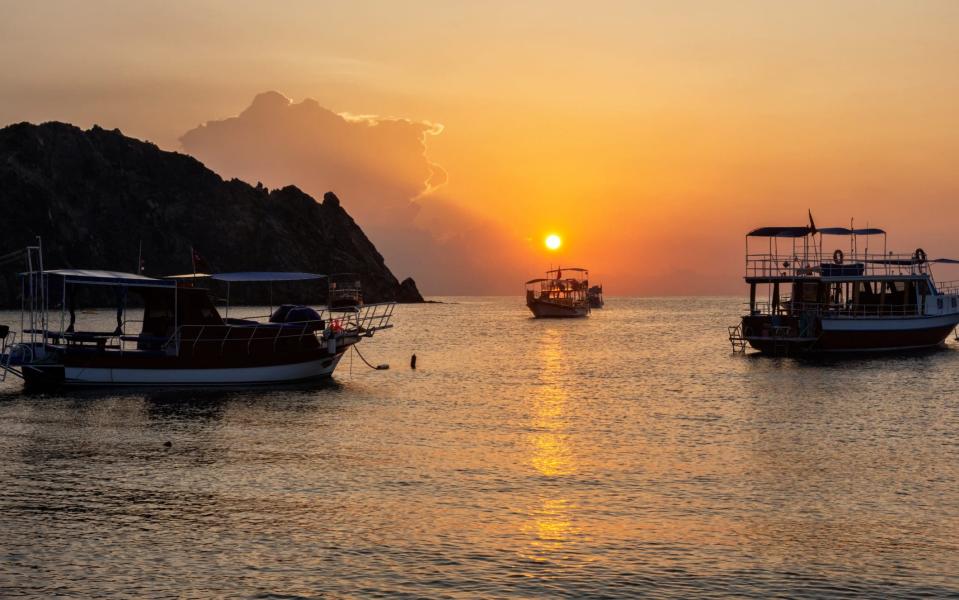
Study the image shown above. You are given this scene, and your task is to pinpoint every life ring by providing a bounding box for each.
[330,319,343,333]
[833,249,844,265]
[914,248,927,264]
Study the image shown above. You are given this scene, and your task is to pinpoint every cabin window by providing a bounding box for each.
[938,298,944,309]
[829,283,843,304]
[953,298,957,309]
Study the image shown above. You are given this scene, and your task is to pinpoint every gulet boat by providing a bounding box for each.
[0,242,394,388]
[588,284,604,308]
[729,220,959,354]
[525,267,591,318]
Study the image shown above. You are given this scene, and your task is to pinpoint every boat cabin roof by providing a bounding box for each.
[210,271,325,282]
[747,226,886,238]
[746,274,932,284]
[546,267,588,273]
[27,269,176,288]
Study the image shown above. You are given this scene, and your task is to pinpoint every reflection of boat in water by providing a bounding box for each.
[729,219,959,354]
[525,267,591,318]
[587,284,604,308]
[0,241,394,388]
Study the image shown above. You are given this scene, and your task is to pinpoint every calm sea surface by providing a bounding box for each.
[1,297,958,598]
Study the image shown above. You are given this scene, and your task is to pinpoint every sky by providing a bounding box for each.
[2,0,958,295]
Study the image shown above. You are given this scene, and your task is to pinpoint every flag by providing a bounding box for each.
[808,210,817,234]
[191,247,212,274]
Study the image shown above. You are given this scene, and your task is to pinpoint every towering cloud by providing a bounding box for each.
[180,92,525,293]
[181,91,444,229]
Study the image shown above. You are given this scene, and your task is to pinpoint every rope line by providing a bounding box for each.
[352,344,389,370]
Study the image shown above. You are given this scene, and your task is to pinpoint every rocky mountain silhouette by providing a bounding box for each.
[0,122,423,307]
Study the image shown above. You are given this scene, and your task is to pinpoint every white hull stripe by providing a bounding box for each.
[64,356,342,385]
[820,314,959,332]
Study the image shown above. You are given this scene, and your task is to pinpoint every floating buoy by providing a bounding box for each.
[410,353,417,369]
[163,441,172,448]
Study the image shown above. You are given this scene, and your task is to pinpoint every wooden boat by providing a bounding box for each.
[588,284,604,308]
[328,273,363,311]
[729,220,959,354]
[525,267,591,318]
[0,242,393,388]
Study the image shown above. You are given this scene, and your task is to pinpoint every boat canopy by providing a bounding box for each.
[862,257,959,266]
[548,267,588,272]
[211,271,325,282]
[24,269,176,288]
[746,226,811,238]
[817,227,886,236]
[165,273,213,279]
[526,278,549,284]
[748,226,886,237]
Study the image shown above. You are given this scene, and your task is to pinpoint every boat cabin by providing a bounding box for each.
[525,267,590,306]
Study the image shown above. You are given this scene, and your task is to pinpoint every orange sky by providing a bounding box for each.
[2,1,958,294]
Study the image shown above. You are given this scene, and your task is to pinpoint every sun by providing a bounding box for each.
[545,234,562,250]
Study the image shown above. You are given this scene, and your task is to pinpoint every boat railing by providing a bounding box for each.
[746,252,930,279]
[936,280,959,295]
[164,302,395,355]
[748,300,922,318]
[532,292,588,307]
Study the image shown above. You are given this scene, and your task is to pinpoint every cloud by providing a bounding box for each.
[181,91,445,230]
[179,91,524,293]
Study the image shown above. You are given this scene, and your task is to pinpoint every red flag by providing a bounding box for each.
[191,247,212,274]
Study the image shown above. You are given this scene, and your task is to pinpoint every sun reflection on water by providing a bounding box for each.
[522,328,583,561]
[529,328,576,477]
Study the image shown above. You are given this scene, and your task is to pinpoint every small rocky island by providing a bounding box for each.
[0,122,423,306]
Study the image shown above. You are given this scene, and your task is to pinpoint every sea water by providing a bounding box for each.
[1,297,957,598]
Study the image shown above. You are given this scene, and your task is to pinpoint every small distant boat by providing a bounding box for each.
[729,218,959,354]
[525,267,591,318]
[588,284,604,308]
[328,272,363,311]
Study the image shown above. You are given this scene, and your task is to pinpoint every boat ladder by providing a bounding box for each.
[0,329,15,382]
[728,323,747,353]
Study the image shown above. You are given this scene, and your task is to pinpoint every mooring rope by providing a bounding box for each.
[352,344,389,370]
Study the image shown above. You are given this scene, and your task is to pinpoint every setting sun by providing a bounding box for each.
[545,234,562,251]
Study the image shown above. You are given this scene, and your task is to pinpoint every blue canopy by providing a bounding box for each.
[211,272,325,282]
[24,269,176,288]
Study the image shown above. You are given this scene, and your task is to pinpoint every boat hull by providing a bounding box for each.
[20,344,351,388]
[527,300,589,318]
[743,313,959,354]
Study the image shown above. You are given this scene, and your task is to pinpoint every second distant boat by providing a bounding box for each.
[525,267,591,318]
[588,284,604,308]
